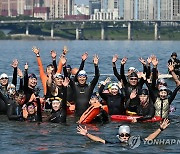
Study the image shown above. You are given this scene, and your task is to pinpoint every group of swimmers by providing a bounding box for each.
[0,46,179,145]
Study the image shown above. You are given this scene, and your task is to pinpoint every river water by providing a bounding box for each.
[0,40,179,153]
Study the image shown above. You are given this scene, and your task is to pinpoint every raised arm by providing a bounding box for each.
[11,59,18,87]
[77,125,105,144]
[168,62,180,86]
[151,55,159,90]
[89,54,100,91]
[168,85,180,104]
[51,50,57,73]
[23,63,28,92]
[112,54,121,81]
[120,57,128,86]
[145,119,170,141]
[17,68,24,91]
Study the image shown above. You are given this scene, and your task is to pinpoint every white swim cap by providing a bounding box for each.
[0,73,8,79]
[118,125,130,134]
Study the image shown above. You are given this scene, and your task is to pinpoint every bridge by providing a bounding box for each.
[0,19,180,40]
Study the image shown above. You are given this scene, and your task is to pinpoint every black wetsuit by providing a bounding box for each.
[99,85,126,115]
[49,87,67,123]
[23,69,35,104]
[136,103,155,121]
[168,58,180,75]
[7,100,23,121]
[69,64,99,117]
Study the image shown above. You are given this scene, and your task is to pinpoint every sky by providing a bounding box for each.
[75,0,89,5]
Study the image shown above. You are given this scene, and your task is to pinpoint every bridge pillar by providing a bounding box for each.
[101,23,105,40]
[154,22,158,40]
[76,26,79,40]
[26,24,29,35]
[128,22,131,40]
[51,24,54,38]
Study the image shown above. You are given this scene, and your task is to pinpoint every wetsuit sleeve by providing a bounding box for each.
[168,85,180,104]
[98,84,108,101]
[62,86,67,113]
[145,80,156,103]
[0,91,11,107]
[36,97,42,122]
[12,67,17,87]
[89,65,100,92]
[24,69,28,92]
[53,59,57,73]
[120,64,128,86]
[151,67,157,90]
[113,62,121,81]
[146,65,151,79]
[18,78,24,91]
[7,104,22,120]
[73,60,85,82]
[63,66,68,78]
[138,77,145,88]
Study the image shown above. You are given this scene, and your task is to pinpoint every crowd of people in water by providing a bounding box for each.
[0,46,180,145]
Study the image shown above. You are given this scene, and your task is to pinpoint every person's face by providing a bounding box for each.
[89,97,99,105]
[118,133,130,142]
[139,94,148,105]
[46,66,55,75]
[77,76,87,85]
[7,87,16,96]
[66,68,71,74]
[0,77,8,86]
[27,105,35,115]
[54,77,63,86]
[129,77,138,86]
[172,55,177,59]
[52,101,61,111]
[159,91,168,99]
[110,88,118,95]
[28,77,37,88]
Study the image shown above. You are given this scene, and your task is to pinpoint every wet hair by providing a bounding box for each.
[26,102,35,108]
[138,89,149,95]
[129,72,138,78]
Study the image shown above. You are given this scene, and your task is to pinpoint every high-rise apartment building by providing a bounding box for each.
[124,0,134,20]
[89,0,101,15]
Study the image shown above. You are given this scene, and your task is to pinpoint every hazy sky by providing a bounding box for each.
[75,0,89,5]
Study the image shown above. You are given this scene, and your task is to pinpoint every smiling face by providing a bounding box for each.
[0,77,8,86]
[28,77,37,88]
[46,65,55,75]
[27,104,35,115]
[110,88,118,95]
[77,76,87,85]
[129,77,138,86]
[54,77,63,86]
[159,90,168,100]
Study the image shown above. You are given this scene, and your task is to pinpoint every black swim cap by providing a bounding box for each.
[171,52,177,57]
[138,89,149,95]
[129,72,138,78]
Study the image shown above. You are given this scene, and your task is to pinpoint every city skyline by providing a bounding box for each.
[75,0,88,4]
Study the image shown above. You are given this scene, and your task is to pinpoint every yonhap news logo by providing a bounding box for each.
[128,136,180,149]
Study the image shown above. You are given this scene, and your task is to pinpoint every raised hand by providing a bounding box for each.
[130,89,137,99]
[62,77,70,87]
[121,57,128,65]
[160,119,170,130]
[112,54,118,63]
[168,62,174,72]
[11,59,19,68]
[77,125,88,136]
[82,52,88,61]
[139,57,146,65]
[151,55,158,66]
[147,57,152,65]
[60,54,67,66]
[104,77,111,85]
[17,68,23,78]
[24,62,28,70]
[118,81,123,89]
[51,50,56,60]
[93,54,99,65]
[32,46,40,55]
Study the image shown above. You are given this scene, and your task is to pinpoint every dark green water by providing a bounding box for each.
[0,40,179,153]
